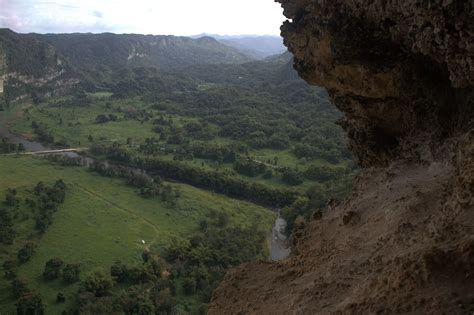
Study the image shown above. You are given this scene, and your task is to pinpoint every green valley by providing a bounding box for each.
[0,28,356,314]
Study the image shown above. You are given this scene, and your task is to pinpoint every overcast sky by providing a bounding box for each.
[0,0,285,36]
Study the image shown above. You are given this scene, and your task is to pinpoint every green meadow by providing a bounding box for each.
[0,155,274,313]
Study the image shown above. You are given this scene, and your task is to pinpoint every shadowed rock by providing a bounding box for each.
[210,1,473,314]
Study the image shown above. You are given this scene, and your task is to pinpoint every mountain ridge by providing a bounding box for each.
[0,28,256,101]
[191,34,286,59]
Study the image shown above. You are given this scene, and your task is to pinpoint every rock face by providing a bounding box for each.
[0,29,79,101]
[210,1,473,314]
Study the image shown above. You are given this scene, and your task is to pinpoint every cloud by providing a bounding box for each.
[93,11,103,18]
[0,0,285,36]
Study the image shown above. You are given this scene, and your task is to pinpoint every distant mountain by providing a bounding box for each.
[33,33,252,71]
[0,28,79,101]
[192,34,287,59]
[0,29,299,104]
[0,29,254,99]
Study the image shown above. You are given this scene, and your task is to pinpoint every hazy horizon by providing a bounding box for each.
[0,28,283,38]
[0,0,286,36]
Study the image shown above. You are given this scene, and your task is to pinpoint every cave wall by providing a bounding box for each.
[280,0,473,167]
[210,1,473,314]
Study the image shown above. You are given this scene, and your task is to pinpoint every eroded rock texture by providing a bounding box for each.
[210,1,473,314]
[280,0,473,167]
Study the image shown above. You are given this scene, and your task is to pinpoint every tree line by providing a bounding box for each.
[0,138,25,154]
[89,161,181,203]
[90,144,301,208]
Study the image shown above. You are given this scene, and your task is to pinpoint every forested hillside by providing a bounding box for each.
[0,29,59,77]
[193,35,286,59]
[34,34,251,79]
[0,29,78,101]
[0,29,252,100]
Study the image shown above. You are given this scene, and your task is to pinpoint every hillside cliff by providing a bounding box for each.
[0,29,79,101]
[210,1,473,314]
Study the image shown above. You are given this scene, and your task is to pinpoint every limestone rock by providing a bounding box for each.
[210,1,473,314]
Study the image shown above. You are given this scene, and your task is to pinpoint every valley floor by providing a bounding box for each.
[0,155,273,313]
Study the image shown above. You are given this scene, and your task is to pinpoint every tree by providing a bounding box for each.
[127,265,156,284]
[34,182,45,195]
[18,243,36,264]
[12,277,30,299]
[118,285,155,315]
[51,180,67,203]
[0,207,16,244]
[95,114,110,124]
[182,277,197,295]
[16,292,45,315]
[31,91,42,105]
[5,188,18,207]
[63,263,81,283]
[281,196,310,233]
[35,215,52,233]
[268,132,290,149]
[56,292,66,303]
[154,288,175,313]
[84,270,115,297]
[150,257,165,277]
[43,257,64,280]
[263,170,273,179]
[141,251,151,263]
[199,219,208,231]
[281,169,304,186]
[3,259,18,279]
[233,159,266,177]
[110,261,129,283]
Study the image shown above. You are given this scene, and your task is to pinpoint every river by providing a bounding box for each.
[270,212,291,261]
[2,111,292,260]
[0,111,49,152]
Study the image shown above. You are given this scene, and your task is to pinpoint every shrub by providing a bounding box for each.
[43,257,64,280]
[17,243,36,264]
[63,263,81,283]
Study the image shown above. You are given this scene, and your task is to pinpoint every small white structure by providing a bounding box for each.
[141,240,146,244]
[0,79,4,94]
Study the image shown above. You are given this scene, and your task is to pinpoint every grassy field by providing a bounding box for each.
[9,99,158,146]
[0,155,274,314]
